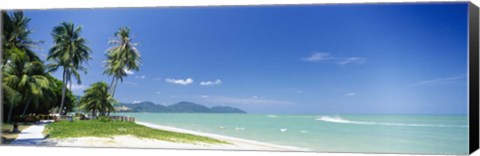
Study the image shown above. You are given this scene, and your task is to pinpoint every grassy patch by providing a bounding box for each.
[44,120,228,144]
[1,123,31,144]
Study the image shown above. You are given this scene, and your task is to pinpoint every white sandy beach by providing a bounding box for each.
[47,121,307,151]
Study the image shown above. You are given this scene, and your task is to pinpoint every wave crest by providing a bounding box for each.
[316,116,467,128]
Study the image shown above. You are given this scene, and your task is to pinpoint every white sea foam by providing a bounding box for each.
[316,116,468,128]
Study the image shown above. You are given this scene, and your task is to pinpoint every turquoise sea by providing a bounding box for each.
[114,113,468,155]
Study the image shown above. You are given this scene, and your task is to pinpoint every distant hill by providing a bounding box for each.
[115,101,246,113]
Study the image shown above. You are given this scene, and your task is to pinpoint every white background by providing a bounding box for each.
[0,0,479,156]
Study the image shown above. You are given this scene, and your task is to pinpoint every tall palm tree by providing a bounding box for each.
[79,82,116,118]
[104,27,141,97]
[47,22,91,115]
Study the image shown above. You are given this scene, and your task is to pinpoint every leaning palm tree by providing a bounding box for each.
[79,82,116,118]
[47,22,91,115]
[104,27,141,97]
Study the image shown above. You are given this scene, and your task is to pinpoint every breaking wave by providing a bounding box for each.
[316,116,468,128]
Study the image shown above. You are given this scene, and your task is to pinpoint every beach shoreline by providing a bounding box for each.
[136,121,307,151]
[47,121,307,151]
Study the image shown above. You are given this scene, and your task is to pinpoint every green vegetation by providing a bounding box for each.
[2,11,65,123]
[2,11,140,122]
[104,27,141,97]
[78,82,116,118]
[47,22,92,115]
[1,123,31,144]
[44,120,228,144]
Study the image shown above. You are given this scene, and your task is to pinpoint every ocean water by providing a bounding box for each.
[114,113,468,155]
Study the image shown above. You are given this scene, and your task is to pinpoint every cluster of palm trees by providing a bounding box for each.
[2,11,65,123]
[81,27,141,119]
[2,11,141,122]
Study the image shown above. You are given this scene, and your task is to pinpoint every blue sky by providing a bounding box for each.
[23,2,468,114]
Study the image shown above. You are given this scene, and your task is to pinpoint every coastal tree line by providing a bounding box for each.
[2,11,141,123]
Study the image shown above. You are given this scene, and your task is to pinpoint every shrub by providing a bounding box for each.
[96,116,112,122]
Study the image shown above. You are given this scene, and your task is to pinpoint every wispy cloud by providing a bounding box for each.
[124,81,137,87]
[124,68,134,75]
[251,96,266,99]
[201,96,294,105]
[135,75,146,79]
[132,100,142,104]
[200,79,222,86]
[302,53,333,62]
[338,57,367,65]
[345,92,356,96]
[410,75,466,87]
[69,84,87,91]
[302,52,366,65]
[165,78,193,85]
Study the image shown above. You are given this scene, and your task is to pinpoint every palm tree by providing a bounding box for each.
[2,11,49,122]
[79,82,116,118]
[104,27,141,97]
[2,11,42,65]
[3,48,53,121]
[47,22,91,115]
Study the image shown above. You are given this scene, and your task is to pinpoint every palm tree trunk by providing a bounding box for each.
[69,75,72,92]
[21,100,31,116]
[92,109,97,119]
[111,78,118,97]
[58,69,67,115]
[7,102,15,123]
[109,76,115,93]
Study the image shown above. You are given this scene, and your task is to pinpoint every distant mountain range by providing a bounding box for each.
[114,101,246,113]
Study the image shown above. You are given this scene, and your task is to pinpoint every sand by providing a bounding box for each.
[47,121,307,151]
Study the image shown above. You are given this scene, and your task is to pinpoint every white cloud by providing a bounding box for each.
[338,57,367,65]
[201,95,209,98]
[302,52,333,62]
[202,96,294,105]
[132,100,142,104]
[124,68,134,75]
[345,92,356,96]
[200,79,222,86]
[251,96,266,99]
[124,81,137,87]
[69,84,87,91]
[165,78,193,85]
[410,75,466,87]
[135,75,146,79]
[302,52,366,65]
[155,91,162,94]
